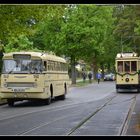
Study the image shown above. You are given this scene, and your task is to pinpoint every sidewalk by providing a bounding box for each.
[125,94,140,135]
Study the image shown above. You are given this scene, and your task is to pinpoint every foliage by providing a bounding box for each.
[5,34,33,52]
[0,5,66,44]
[2,5,140,83]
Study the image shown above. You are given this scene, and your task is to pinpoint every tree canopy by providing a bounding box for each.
[1,4,140,83]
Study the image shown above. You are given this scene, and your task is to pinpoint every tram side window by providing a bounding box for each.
[131,61,137,72]
[118,61,123,72]
[124,61,130,72]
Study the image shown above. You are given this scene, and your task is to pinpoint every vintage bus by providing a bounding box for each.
[115,52,140,92]
[0,51,70,106]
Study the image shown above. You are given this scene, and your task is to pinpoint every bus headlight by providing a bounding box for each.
[4,83,7,87]
[3,74,9,78]
[34,75,39,78]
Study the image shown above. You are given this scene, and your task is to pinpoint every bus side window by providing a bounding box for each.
[43,61,47,71]
[48,61,50,71]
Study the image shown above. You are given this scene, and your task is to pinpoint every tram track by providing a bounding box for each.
[0,92,136,135]
[16,94,118,135]
[0,93,115,122]
[119,94,137,135]
[67,94,118,135]
[66,93,137,136]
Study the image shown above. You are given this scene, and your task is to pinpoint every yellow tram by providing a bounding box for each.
[115,52,140,92]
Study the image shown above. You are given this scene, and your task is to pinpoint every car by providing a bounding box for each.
[104,73,115,81]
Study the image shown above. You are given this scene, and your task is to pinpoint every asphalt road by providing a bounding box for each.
[0,81,138,135]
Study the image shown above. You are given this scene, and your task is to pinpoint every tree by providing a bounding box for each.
[0,5,66,46]
[33,5,116,83]
[5,34,33,52]
[113,5,139,54]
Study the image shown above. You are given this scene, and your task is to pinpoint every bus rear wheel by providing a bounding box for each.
[59,93,66,100]
[59,85,67,100]
[7,99,14,107]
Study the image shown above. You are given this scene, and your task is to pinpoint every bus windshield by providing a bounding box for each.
[2,59,43,74]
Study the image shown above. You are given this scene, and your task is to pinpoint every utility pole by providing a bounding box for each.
[121,35,123,53]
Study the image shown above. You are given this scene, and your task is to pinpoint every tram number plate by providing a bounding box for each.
[13,89,25,92]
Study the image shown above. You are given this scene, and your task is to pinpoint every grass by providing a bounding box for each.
[71,79,96,87]
[70,78,104,87]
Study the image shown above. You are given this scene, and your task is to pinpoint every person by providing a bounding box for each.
[88,72,92,83]
[14,63,21,71]
[97,73,101,84]
[118,63,123,72]
[82,72,87,82]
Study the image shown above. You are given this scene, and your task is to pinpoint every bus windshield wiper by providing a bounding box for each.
[8,70,13,74]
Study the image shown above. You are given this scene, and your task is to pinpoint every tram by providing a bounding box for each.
[115,52,140,92]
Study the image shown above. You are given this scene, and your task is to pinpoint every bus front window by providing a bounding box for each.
[2,59,43,74]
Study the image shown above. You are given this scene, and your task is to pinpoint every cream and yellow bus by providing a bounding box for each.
[0,51,70,106]
[115,52,140,92]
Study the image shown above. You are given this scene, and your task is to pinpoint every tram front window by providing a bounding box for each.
[131,61,137,72]
[118,61,123,72]
[2,59,43,74]
[124,61,130,72]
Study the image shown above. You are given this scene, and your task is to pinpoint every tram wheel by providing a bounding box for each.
[116,89,119,93]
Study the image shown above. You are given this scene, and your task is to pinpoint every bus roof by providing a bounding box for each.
[3,51,67,63]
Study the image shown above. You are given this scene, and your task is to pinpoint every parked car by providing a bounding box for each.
[104,73,115,81]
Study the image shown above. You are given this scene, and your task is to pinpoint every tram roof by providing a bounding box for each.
[3,51,66,63]
[116,52,139,59]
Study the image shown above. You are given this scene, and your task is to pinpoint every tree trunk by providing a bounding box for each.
[100,62,105,78]
[107,63,111,73]
[92,57,98,80]
[71,56,76,84]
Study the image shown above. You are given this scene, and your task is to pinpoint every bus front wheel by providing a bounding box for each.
[7,99,14,107]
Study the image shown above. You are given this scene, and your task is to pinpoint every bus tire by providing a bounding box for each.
[7,99,14,107]
[59,93,66,100]
[46,96,51,105]
[59,85,67,100]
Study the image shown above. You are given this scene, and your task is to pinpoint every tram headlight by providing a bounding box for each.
[125,78,129,82]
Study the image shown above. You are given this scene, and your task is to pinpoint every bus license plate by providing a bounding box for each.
[13,89,25,92]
